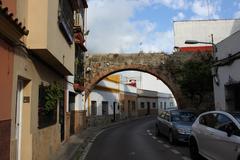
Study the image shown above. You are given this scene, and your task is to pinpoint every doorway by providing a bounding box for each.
[69,92,76,135]
[15,78,32,160]
[16,79,24,160]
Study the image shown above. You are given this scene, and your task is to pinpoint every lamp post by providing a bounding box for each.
[184,40,217,59]
[184,38,219,86]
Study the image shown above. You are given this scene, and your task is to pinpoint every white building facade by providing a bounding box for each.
[214,30,240,111]
[157,93,177,114]
[174,19,240,52]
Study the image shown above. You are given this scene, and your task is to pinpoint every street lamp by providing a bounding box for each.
[184,40,217,59]
[184,38,219,86]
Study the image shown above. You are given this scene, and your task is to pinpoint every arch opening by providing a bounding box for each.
[85,69,179,121]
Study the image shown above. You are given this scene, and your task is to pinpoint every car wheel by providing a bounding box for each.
[168,131,175,145]
[189,137,200,160]
[155,125,160,136]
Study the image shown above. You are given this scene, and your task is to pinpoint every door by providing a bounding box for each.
[16,79,24,160]
[212,114,240,160]
[69,92,75,135]
[147,102,150,115]
[197,113,217,159]
[59,91,65,142]
[113,102,117,121]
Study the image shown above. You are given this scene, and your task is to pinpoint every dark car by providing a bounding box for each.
[155,109,196,144]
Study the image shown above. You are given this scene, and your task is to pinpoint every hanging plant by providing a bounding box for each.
[44,82,63,112]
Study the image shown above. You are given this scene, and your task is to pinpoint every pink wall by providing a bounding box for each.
[1,0,16,14]
[0,40,14,121]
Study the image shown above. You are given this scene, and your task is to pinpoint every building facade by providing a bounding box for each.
[174,19,240,52]
[0,1,28,159]
[157,93,177,113]
[137,89,158,116]
[0,0,88,160]
[86,75,121,126]
[214,30,240,111]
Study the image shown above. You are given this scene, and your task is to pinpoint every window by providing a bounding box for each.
[165,112,170,121]
[91,101,97,116]
[170,102,173,107]
[58,0,74,44]
[38,85,57,129]
[160,102,163,109]
[164,102,166,110]
[152,102,156,108]
[102,101,108,115]
[199,113,217,128]
[141,102,145,109]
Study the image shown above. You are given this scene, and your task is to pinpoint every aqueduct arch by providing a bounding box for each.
[83,52,193,108]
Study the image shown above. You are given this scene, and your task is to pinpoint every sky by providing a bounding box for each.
[86,0,240,95]
[86,0,240,54]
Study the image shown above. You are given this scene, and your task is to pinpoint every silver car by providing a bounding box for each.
[155,109,196,144]
[189,111,240,160]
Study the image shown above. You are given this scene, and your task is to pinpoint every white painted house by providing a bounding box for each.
[214,30,240,111]
[157,93,177,114]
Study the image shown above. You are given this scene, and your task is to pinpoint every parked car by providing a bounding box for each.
[189,110,240,160]
[155,109,196,144]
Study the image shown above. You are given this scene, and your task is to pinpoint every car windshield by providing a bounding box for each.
[231,113,240,124]
[171,111,196,122]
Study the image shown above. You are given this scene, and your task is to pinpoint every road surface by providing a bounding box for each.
[85,116,191,160]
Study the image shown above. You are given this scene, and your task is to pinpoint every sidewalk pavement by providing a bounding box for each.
[52,117,146,160]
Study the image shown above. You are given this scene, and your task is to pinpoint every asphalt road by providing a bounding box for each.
[85,116,192,160]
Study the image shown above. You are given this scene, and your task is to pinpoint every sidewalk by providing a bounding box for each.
[52,117,145,160]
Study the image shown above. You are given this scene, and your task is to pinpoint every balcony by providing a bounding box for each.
[22,0,75,76]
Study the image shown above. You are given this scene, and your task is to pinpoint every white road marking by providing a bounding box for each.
[148,133,153,136]
[157,140,163,143]
[163,144,170,148]
[182,156,191,160]
[147,130,150,132]
[152,136,157,139]
[170,149,180,154]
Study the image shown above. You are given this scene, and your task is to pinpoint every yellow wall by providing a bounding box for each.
[16,0,75,74]
[105,75,120,83]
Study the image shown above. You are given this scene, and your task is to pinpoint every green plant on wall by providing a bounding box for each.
[44,82,63,112]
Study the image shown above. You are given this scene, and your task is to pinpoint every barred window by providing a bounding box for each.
[38,85,57,129]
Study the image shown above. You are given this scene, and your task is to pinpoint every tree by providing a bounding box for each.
[178,58,213,107]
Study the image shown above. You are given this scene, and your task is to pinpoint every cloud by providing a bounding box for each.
[86,0,174,54]
[153,0,189,10]
[190,0,221,19]
[173,12,185,21]
[234,11,240,18]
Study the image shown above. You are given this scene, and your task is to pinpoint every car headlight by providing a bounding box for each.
[177,128,191,134]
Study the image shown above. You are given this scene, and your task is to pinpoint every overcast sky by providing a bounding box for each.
[86,0,240,54]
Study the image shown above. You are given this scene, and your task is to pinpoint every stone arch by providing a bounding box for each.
[84,64,189,108]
